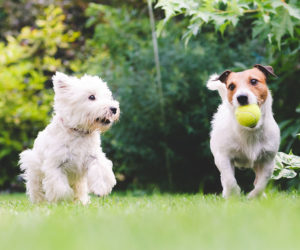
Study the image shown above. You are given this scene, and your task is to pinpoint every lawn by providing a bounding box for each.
[1,192,300,250]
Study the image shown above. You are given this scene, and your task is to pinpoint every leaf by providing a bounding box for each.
[273,9,294,48]
[194,12,210,23]
[212,15,227,27]
[0,148,11,159]
[182,30,193,47]
[252,20,266,38]
[219,21,230,35]
[86,17,96,28]
[272,168,297,180]
[272,1,300,20]
[156,20,166,37]
[188,22,202,36]
[263,14,270,23]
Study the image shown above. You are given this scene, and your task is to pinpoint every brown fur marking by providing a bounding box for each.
[225,68,269,106]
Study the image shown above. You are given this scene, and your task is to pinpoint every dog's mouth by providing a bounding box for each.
[96,117,111,125]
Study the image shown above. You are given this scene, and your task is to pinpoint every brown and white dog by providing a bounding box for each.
[207,65,280,198]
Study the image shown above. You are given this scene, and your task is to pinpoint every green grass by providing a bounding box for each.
[1,192,300,250]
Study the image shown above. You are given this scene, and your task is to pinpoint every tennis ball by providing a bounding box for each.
[235,104,261,128]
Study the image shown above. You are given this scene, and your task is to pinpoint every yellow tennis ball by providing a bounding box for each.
[235,104,261,128]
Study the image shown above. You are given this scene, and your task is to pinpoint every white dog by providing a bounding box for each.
[207,64,280,198]
[19,72,120,204]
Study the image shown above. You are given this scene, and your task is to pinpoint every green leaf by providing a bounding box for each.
[194,12,210,23]
[273,9,294,48]
[272,168,297,180]
[252,20,266,38]
[219,21,230,35]
[272,1,300,20]
[156,20,166,37]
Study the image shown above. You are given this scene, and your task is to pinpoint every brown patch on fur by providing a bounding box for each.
[224,68,269,106]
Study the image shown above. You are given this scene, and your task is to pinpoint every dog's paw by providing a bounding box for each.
[104,169,117,187]
[90,181,107,197]
[222,185,241,199]
[91,181,113,197]
[78,195,91,205]
[45,184,74,203]
[247,189,266,199]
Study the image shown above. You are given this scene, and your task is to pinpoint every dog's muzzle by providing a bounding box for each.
[95,106,119,125]
[110,107,117,114]
[96,117,111,125]
[237,95,249,106]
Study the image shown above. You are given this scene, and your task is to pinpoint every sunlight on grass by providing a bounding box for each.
[1,192,300,250]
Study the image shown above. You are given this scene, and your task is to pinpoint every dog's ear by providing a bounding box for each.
[254,64,278,78]
[52,72,71,91]
[217,70,231,84]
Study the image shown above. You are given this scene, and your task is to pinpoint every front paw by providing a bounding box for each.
[78,195,91,205]
[45,184,74,203]
[247,189,266,199]
[104,168,117,187]
[90,181,112,197]
[222,184,241,199]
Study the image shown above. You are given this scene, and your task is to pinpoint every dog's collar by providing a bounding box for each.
[71,127,91,135]
[60,118,91,135]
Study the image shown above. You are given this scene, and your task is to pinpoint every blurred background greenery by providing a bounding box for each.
[0,0,299,193]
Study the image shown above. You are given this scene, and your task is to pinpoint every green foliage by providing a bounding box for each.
[0,5,80,187]
[272,152,300,180]
[0,1,299,192]
[83,3,264,192]
[156,0,300,185]
[156,0,300,48]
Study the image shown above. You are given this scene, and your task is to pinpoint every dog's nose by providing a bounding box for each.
[237,95,248,105]
[110,107,117,114]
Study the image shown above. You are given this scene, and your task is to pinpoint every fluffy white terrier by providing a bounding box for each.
[207,65,280,198]
[19,72,120,204]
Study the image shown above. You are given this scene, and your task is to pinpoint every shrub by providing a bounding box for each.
[82,4,264,192]
[0,6,80,188]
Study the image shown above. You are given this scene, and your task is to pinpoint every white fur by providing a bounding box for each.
[207,73,280,198]
[207,74,227,101]
[19,72,120,204]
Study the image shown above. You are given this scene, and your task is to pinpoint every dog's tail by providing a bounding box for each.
[20,149,36,170]
[19,149,42,182]
[206,74,227,101]
[19,149,45,203]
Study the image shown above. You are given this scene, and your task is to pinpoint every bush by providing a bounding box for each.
[0,1,299,193]
[0,6,80,188]
[82,4,264,192]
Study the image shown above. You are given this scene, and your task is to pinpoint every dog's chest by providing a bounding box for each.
[59,134,98,174]
[230,131,270,168]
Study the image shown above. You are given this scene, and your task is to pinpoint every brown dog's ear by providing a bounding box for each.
[217,70,231,83]
[254,64,278,78]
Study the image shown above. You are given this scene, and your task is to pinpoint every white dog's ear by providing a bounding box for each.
[52,72,71,91]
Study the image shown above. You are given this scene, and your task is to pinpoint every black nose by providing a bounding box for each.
[237,95,248,105]
[110,107,117,114]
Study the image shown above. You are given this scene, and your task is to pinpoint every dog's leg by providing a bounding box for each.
[99,154,117,191]
[73,176,90,205]
[87,154,116,197]
[248,161,274,199]
[215,154,241,198]
[42,160,74,203]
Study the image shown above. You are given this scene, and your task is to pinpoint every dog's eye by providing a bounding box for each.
[228,83,235,91]
[250,79,258,85]
[88,95,96,101]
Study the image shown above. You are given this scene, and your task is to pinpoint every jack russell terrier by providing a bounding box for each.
[207,64,280,198]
